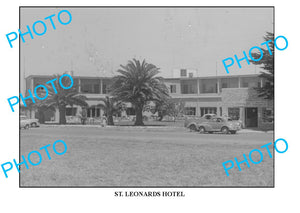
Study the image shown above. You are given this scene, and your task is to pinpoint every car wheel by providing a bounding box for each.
[221,127,229,134]
[230,130,237,134]
[24,124,30,130]
[189,124,197,132]
[199,126,205,134]
[31,122,37,127]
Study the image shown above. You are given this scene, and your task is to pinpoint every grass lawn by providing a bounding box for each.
[20,126,274,187]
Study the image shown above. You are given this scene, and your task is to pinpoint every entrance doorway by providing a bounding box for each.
[245,107,258,128]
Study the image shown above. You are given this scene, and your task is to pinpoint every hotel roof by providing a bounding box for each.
[26,73,260,80]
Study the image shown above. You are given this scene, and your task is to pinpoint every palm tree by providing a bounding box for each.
[97,96,122,125]
[110,59,170,126]
[39,73,88,124]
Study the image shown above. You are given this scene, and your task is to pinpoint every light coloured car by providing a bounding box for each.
[185,114,217,130]
[196,116,241,134]
[20,115,40,127]
[20,118,30,130]
[223,117,243,128]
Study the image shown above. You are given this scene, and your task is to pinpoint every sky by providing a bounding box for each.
[20,7,273,86]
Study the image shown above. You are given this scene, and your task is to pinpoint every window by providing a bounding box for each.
[241,77,260,88]
[242,82,249,88]
[66,107,77,116]
[181,83,197,94]
[262,108,274,123]
[188,72,193,78]
[94,84,100,93]
[200,107,217,116]
[180,69,187,77]
[87,107,101,118]
[81,84,100,93]
[182,84,188,94]
[170,85,176,93]
[184,107,196,116]
[228,108,240,120]
[200,79,218,93]
[102,84,107,94]
[91,108,96,117]
[80,79,100,93]
[82,84,92,93]
[221,78,238,89]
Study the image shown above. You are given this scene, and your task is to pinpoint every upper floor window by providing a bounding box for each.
[81,79,100,93]
[170,85,176,93]
[102,84,107,94]
[221,78,238,89]
[81,84,100,93]
[180,69,187,77]
[82,84,92,93]
[242,82,249,87]
[181,84,197,94]
[200,79,218,93]
[241,77,260,88]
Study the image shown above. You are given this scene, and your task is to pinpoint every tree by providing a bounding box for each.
[110,59,170,126]
[97,96,122,125]
[250,32,274,100]
[26,101,55,124]
[155,99,185,121]
[35,105,56,124]
[39,73,88,124]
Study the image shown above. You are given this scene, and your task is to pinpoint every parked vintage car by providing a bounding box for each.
[223,116,243,128]
[20,118,30,130]
[20,115,40,127]
[196,116,241,134]
[185,114,217,130]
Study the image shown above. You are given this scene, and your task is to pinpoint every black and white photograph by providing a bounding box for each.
[19,7,274,187]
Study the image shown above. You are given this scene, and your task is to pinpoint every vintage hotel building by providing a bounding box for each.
[23,69,274,130]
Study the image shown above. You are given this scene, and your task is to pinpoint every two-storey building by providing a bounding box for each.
[164,70,273,130]
[23,71,273,130]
